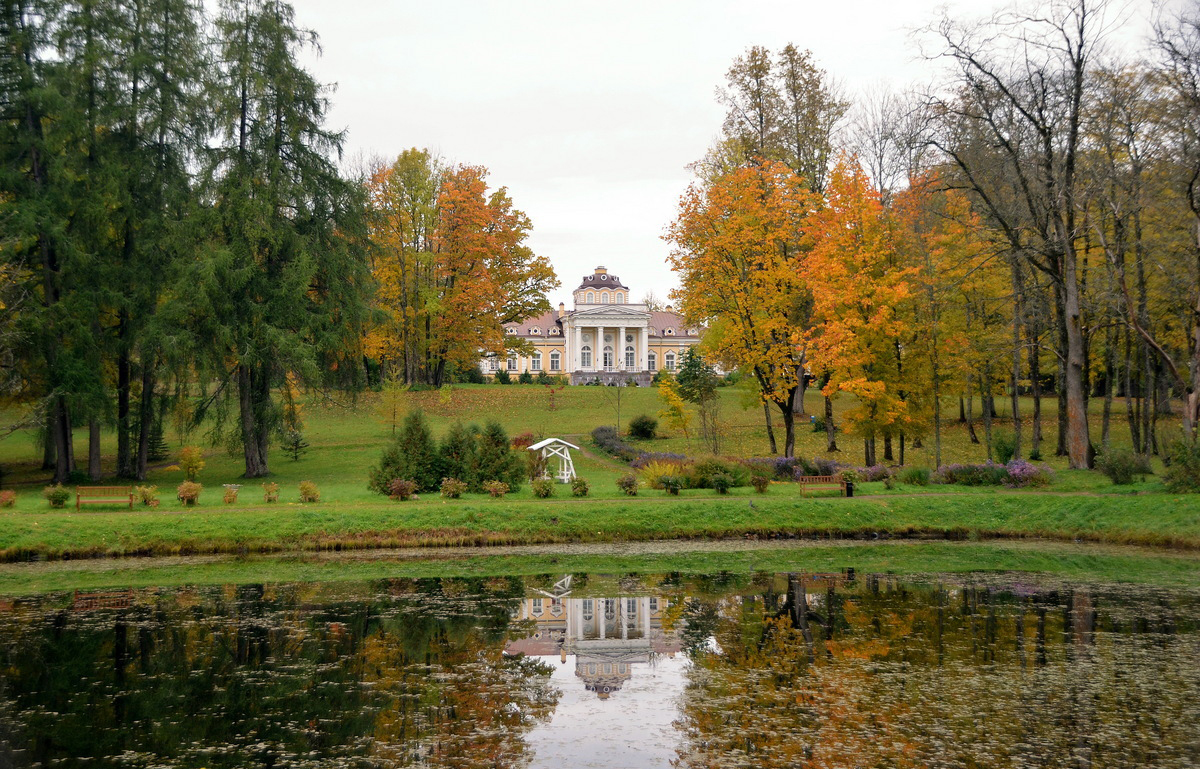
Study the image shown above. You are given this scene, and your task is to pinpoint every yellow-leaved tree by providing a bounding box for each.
[666,159,815,457]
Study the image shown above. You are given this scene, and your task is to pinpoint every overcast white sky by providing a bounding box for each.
[286,0,1156,308]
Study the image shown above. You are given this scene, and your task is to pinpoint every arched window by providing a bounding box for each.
[586,292,595,303]
[616,292,625,303]
[531,352,542,371]
[648,352,657,372]
[550,351,561,371]
[603,345,614,370]
[581,345,592,368]
[601,293,609,304]
[625,345,635,368]
[665,352,676,371]
[489,358,499,371]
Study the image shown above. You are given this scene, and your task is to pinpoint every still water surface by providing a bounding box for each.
[0,568,1197,767]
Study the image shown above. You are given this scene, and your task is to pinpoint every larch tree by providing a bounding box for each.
[666,159,814,458]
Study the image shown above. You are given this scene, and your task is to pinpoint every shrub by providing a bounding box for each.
[1164,439,1200,493]
[176,481,202,506]
[750,474,771,494]
[592,425,638,462]
[883,476,896,490]
[531,478,555,498]
[476,421,524,493]
[0,490,15,508]
[639,460,689,489]
[856,464,892,483]
[571,477,590,497]
[439,422,479,490]
[688,458,749,489]
[43,484,71,508]
[743,457,799,481]
[628,414,658,440]
[992,431,1017,464]
[517,371,534,384]
[441,477,468,499]
[808,457,845,477]
[388,478,417,501]
[135,485,160,506]
[511,431,537,450]
[839,469,859,484]
[631,451,688,469]
[1004,459,1053,488]
[1095,449,1153,485]
[710,473,733,494]
[616,473,640,496]
[659,475,683,495]
[934,462,1008,486]
[262,482,280,502]
[299,481,320,503]
[178,446,205,481]
[482,480,509,498]
[370,410,440,494]
[898,467,931,486]
[493,368,511,384]
[222,485,241,504]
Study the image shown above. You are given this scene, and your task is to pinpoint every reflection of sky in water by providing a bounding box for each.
[525,653,691,768]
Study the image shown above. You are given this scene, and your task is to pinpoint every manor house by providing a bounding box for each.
[482,266,700,386]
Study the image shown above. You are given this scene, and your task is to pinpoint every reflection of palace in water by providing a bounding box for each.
[504,577,679,699]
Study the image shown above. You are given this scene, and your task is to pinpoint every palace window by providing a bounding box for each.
[603,345,614,369]
[581,345,592,368]
[582,598,594,620]
[531,598,543,616]
[549,327,560,335]
[489,358,499,371]
[531,353,542,371]
[601,293,609,304]
[550,351,561,371]
[616,292,625,303]
[506,327,517,335]
[625,345,635,368]
[530,327,540,335]
[650,597,659,612]
[665,327,674,336]
[665,352,676,371]
[648,352,657,372]
[626,598,637,615]
[507,356,518,371]
[587,292,595,303]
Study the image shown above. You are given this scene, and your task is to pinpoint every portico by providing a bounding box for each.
[566,306,653,385]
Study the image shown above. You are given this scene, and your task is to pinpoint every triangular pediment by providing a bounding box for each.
[570,306,650,320]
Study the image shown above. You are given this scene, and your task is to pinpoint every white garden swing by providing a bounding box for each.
[526,438,580,483]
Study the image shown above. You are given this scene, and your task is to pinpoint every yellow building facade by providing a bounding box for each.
[481,266,699,385]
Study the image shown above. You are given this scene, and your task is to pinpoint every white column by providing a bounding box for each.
[574,323,582,372]
[639,327,648,373]
[618,325,626,370]
[620,597,628,640]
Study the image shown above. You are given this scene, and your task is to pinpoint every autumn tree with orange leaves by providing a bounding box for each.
[365,153,557,387]
[666,160,814,458]
[803,159,921,466]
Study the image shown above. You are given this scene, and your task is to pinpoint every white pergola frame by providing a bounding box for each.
[527,438,580,483]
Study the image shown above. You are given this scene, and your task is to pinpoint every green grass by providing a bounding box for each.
[1,540,1197,596]
[0,384,1193,563]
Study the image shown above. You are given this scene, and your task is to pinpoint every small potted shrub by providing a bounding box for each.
[571,477,589,497]
[176,481,202,506]
[135,485,160,507]
[42,484,70,509]
[659,475,682,496]
[710,473,733,495]
[616,473,639,496]
[441,478,468,499]
[222,484,241,504]
[262,482,280,502]
[299,481,320,503]
[750,474,770,494]
[388,478,417,501]
[0,490,16,508]
[482,480,509,498]
[532,478,555,498]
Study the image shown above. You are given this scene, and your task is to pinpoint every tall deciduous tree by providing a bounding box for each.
[666,160,813,457]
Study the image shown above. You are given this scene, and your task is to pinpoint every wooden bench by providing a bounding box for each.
[797,475,847,497]
[76,485,133,510]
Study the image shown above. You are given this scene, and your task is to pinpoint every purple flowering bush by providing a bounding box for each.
[743,456,800,481]
[934,462,1008,486]
[1003,459,1053,488]
[631,452,688,469]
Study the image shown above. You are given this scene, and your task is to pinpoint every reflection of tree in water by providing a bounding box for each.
[0,577,558,767]
[678,599,720,658]
[674,576,1200,769]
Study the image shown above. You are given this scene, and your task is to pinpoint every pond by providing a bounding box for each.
[0,562,1198,767]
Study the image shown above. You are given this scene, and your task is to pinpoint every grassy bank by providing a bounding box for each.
[3,488,1199,563]
[2,540,1198,595]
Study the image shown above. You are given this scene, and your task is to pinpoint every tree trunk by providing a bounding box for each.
[1124,326,1140,453]
[1010,258,1024,460]
[237,363,270,478]
[1062,257,1092,467]
[966,377,979,444]
[88,417,102,481]
[883,435,893,463]
[117,326,133,477]
[51,396,74,484]
[959,396,966,423]
[763,401,777,455]
[136,362,154,480]
[792,362,806,415]
[824,394,838,452]
[981,372,994,461]
[779,401,796,459]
